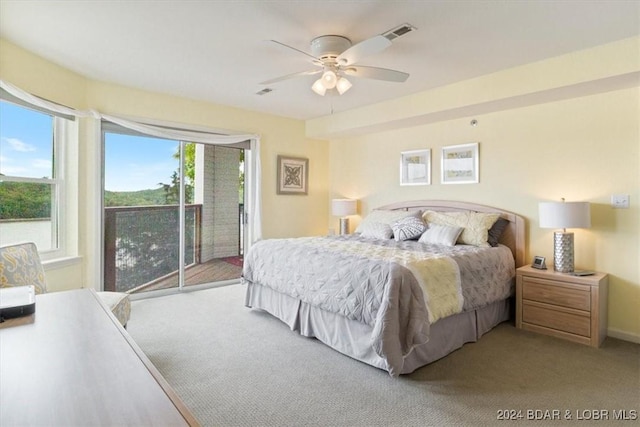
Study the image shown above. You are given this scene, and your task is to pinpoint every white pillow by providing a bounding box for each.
[360,222,393,240]
[418,224,464,246]
[422,211,500,247]
[355,209,419,234]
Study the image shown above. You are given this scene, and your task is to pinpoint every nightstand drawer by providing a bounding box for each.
[523,302,590,337]
[522,277,590,311]
[516,266,608,347]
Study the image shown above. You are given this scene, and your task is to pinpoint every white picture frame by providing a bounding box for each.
[441,142,479,184]
[400,149,431,186]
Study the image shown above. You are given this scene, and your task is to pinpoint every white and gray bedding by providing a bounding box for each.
[242,234,515,376]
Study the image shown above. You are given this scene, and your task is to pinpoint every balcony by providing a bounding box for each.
[104,204,243,293]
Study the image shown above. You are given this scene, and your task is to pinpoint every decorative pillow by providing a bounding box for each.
[487,217,509,247]
[392,216,427,241]
[355,209,420,234]
[418,224,463,246]
[422,210,500,247]
[360,222,393,240]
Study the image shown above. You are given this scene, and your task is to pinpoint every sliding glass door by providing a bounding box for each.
[103,125,247,294]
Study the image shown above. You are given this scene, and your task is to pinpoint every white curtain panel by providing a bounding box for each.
[0,79,262,242]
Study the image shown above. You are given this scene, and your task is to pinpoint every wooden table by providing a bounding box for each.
[0,289,199,426]
[516,265,608,347]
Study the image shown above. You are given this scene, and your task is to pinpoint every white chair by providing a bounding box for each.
[0,242,131,327]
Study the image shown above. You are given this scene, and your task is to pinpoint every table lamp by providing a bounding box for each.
[539,198,591,273]
[332,199,357,235]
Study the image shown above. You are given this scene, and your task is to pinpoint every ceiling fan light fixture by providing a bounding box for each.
[311,78,327,96]
[336,77,352,95]
[321,70,338,89]
[265,25,413,100]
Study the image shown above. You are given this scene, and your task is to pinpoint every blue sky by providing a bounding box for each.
[1,101,179,191]
[0,101,53,178]
[104,133,178,192]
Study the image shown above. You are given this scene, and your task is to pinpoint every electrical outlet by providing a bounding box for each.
[611,194,630,209]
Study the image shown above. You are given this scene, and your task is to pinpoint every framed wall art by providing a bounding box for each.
[277,155,309,195]
[400,149,431,186]
[441,142,479,184]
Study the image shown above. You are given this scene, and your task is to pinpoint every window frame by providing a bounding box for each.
[0,94,76,262]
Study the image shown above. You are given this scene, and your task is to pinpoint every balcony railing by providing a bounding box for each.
[104,204,202,292]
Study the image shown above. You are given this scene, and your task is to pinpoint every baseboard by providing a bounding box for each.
[607,327,640,344]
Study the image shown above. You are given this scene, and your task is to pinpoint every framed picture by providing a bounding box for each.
[400,149,431,186]
[277,155,308,195]
[441,142,479,184]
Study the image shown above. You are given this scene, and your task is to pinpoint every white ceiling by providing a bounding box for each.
[1,1,638,121]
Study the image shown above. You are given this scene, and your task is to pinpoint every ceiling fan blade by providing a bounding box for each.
[343,65,409,82]
[267,40,321,64]
[336,35,392,66]
[260,69,321,85]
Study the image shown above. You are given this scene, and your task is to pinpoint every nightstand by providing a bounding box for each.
[516,265,608,347]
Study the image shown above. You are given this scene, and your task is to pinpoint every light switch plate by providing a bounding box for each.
[611,194,630,209]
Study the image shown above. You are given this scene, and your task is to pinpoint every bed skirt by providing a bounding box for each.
[244,281,511,375]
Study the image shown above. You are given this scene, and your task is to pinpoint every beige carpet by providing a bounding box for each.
[127,284,640,426]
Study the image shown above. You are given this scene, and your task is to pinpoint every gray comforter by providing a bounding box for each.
[242,234,514,376]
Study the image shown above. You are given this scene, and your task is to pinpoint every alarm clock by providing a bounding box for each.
[532,256,547,270]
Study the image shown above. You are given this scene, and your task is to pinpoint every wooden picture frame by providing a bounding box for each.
[400,149,431,186]
[441,142,479,184]
[277,155,308,195]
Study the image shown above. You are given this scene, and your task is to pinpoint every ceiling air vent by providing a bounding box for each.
[256,88,273,96]
[382,23,417,41]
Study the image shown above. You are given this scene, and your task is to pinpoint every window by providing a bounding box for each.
[0,98,75,260]
[102,123,248,293]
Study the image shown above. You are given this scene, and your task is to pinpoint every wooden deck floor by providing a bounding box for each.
[133,257,243,293]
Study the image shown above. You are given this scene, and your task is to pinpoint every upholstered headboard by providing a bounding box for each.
[377,200,526,267]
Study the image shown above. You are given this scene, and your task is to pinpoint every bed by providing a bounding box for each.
[243,200,525,376]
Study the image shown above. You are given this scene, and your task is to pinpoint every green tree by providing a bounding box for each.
[104,188,166,207]
[182,142,196,185]
[0,179,51,219]
[159,142,195,204]
[159,170,193,204]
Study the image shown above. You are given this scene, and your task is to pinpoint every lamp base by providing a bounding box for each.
[339,218,350,235]
[553,231,574,273]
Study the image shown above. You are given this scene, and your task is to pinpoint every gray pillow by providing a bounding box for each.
[392,216,427,241]
[487,217,509,247]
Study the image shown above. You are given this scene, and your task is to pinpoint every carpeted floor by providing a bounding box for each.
[127,284,640,427]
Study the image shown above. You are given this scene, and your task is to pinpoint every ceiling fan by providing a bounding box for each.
[260,23,416,96]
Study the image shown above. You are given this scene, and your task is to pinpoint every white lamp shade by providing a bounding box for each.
[336,77,352,95]
[332,199,357,217]
[321,70,338,89]
[539,201,591,229]
[311,79,327,96]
